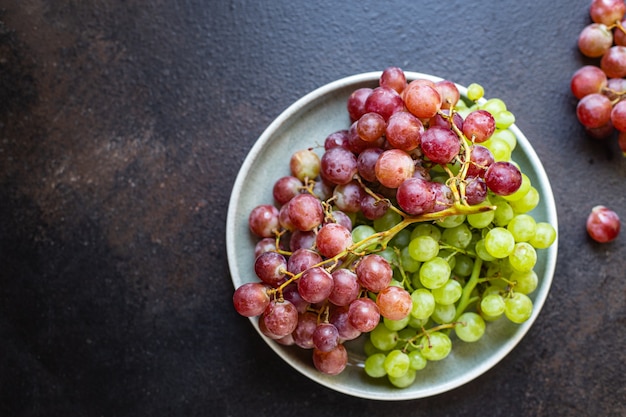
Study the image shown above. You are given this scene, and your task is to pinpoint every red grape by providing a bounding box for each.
[376,285,412,320]
[586,205,621,242]
[232,282,270,317]
[576,93,613,128]
[375,149,415,188]
[570,65,608,99]
[420,126,461,164]
[484,161,522,196]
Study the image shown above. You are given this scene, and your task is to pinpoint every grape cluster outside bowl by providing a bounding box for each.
[226,71,558,400]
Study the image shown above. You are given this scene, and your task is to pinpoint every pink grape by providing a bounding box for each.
[576,93,613,128]
[232,282,270,317]
[601,45,626,78]
[254,251,287,286]
[484,161,522,196]
[254,237,277,258]
[429,181,454,212]
[434,80,461,110]
[466,144,495,178]
[289,230,316,251]
[356,112,387,142]
[420,126,461,164]
[396,177,436,215]
[380,66,407,94]
[357,147,383,182]
[570,65,608,99]
[320,146,358,185]
[464,176,488,205]
[248,204,280,238]
[364,86,405,121]
[326,209,352,230]
[272,176,302,205]
[385,111,424,151]
[578,23,613,58]
[288,193,324,231]
[586,205,621,242]
[278,203,295,231]
[312,344,348,375]
[347,87,373,122]
[329,269,360,306]
[356,254,393,292]
[360,194,389,220]
[375,149,415,188]
[262,299,298,337]
[292,312,318,349]
[329,305,362,341]
[282,284,310,314]
[287,248,322,274]
[462,110,496,143]
[324,129,350,150]
[348,298,380,332]
[316,223,353,258]
[297,267,334,303]
[403,79,442,119]
[376,286,412,320]
[610,99,626,131]
[346,121,383,154]
[590,0,626,25]
[312,323,340,352]
[429,109,464,131]
[333,180,365,213]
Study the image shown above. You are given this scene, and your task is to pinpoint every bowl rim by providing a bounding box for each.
[226,71,559,400]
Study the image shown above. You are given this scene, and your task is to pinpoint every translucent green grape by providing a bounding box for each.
[400,246,421,273]
[370,323,398,351]
[436,214,466,229]
[383,350,410,378]
[484,227,515,258]
[388,369,416,388]
[410,223,442,242]
[507,214,537,242]
[419,257,451,289]
[467,83,485,101]
[431,302,456,324]
[408,350,427,370]
[529,222,557,249]
[455,312,486,342]
[511,269,538,294]
[508,242,537,272]
[453,253,474,277]
[509,186,540,214]
[432,279,463,305]
[364,353,387,378]
[408,235,440,262]
[441,223,473,248]
[480,293,506,317]
[410,288,435,320]
[503,173,531,202]
[504,292,533,323]
[419,332,452,361]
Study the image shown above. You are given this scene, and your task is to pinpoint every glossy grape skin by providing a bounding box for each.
[601,45,626,78]
[333,180,365,213]
[357,112,387,142]
[578,23,614,58]
[395,177,436,215]
[455,312,486,342]
[329,305,362,341]
[324,129,350,150]
[610,99,626,131]
[312,323,340,352]
[292,312,318,349]
[379,66,407,94]
[420,126,461,164]
[320,146,358,185]
[297,267,334,303]
[348,298,381,332]
[403,80,442,119]
[376,285,412,321]
[385,111,424,151]
[347,87,373,122]
[586,205,621,242]
[356,254,393,292]
[364,86,405,121]
[462,109,496,143]
[434,80,461,109]
[290,149,320,181]
[329,269,360,306]
[466,145,494,178]
[248,204,280,238]
[312,344,348,375]
[375,149,415,188]
[254,251,287,286]
[590,0,626,25]
[484,161,522,196]
[576,93,613,128]
[288,193,324,231]
[316,223,352,258]
[262,299,299,337]
[357,147,383,182]
[232,282,270,317]
[504,292,533,324]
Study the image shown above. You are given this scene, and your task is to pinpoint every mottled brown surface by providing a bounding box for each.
[1,1,625,416]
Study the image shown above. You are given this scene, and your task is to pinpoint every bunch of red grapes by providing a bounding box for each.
[572,0,626,153]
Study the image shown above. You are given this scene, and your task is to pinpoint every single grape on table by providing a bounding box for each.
[233,66,557,389]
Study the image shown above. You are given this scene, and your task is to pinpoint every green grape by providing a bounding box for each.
[480,293,506,317]
[503,173,531,202]
[400,246,421,273]
[408,235,440,262]
[419,331,452,361]
[408,350,428,370]
[378,246,397,264]
[431,302,456,324]
[529,222,557,249]
[481,97,507,114]
[507,214,537,242]
[491,128,517,151]
[410,223,442,242]
[494,110,516,129]
[467,207,495,229]
[492,198,515,226]
[388,369,416,388]
[432,279,463,305]
[438,249,456,270]
[370,323,398,351]
[504,292,533,323]
[441,223,472,248]
[389,228,411,248]
[419,257,451,289]
[484,227,515,258]
[408,315,428,329]
[455,312,486,342]
[453,253,474,277]
[384,315,410,331]
[352,224,378,250]
[410,271,424,290]
[508,242,537,272]
[485,137,512,162]
[383,350,410,378]
[364,353,387,378]
[509,186,539,214]
[475,239,497,261]
[410,288,436,320]
[467,83,485,101]
[436,214,466,229]
[363,337,382,357]
[511,269,538,294]
[373,209,402,232]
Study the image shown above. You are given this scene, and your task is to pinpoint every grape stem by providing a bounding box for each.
[454,257,483,321]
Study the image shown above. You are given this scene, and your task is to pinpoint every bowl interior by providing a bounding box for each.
[226,71,558,400]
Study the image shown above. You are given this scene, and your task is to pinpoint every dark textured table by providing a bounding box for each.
[1,1,625,416]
